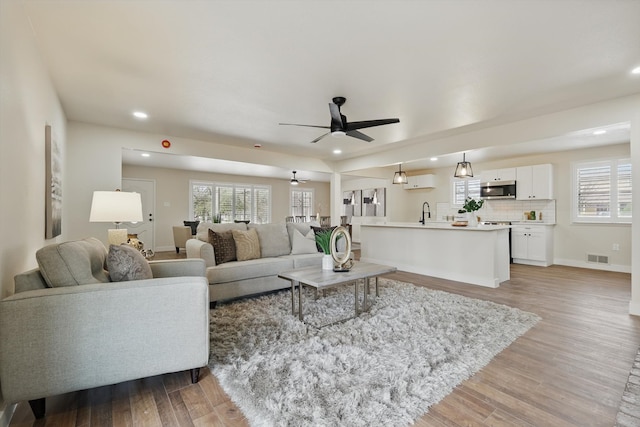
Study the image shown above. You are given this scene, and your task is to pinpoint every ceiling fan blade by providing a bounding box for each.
[328,103,344,129]
[345,118,400,131]
[346,129,374,142]
[310,132,330,143]
[279,123,330,129]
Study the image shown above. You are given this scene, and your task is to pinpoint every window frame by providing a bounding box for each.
[189,180,272,224]
[571,158,632,224]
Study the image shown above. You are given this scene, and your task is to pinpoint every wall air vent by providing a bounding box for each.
[587,254,609,264]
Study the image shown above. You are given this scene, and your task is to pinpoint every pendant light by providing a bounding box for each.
[393,163,408,184]
[454,153,473,178]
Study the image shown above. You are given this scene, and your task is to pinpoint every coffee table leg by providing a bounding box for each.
[298,281,304,321]
[364,277,369,311]
[291,280,298,316]
[375,276,379,297]
[354,281,359,316]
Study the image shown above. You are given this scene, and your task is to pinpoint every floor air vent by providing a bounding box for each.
[587,254,609,264]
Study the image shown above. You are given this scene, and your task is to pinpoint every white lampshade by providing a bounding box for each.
[90,191,143,223]
[90,191,143,245]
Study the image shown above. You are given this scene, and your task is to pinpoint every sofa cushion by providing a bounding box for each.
[206,257,294,284]
[290,229,318,255]
[36,237,110,287]
[280,253,324,269]
[107,244,153,282]
[249,223,291,257]
[196,222,246,242]
[208,229,237,265]
[232,228,261,261]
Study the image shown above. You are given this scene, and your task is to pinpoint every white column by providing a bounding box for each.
[330,172,342,226]
[630,109,640,315]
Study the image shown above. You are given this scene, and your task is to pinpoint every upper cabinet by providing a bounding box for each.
[479,168,516,183]
[403,174,436,190]
[516,164,553,200]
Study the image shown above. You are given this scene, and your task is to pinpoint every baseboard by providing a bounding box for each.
[554,258,631,273]
[0,403,17,427]
[154,245,176,252]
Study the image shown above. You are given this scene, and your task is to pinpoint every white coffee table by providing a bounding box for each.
[278,261,397,322]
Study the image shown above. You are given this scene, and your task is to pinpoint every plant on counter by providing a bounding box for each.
[459,197,484,213]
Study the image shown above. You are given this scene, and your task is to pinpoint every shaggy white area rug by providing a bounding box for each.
[209,278,540,427]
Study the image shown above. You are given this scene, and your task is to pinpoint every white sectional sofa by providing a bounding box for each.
[186,221,325,303]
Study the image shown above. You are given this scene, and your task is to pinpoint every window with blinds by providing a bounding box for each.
[452,177,481,207]
[573,159,631,223]
[189,181,271,224]
[291,189,314,219]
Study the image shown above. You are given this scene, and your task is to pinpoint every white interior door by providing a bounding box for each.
[122,178,156,250]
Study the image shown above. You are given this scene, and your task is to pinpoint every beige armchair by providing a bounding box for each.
[173,225,193,253]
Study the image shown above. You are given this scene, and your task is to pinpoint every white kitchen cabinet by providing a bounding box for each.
[511,224,553,266]
[516,164,553,200]
[403,174,436,190]
[480,168,516,182]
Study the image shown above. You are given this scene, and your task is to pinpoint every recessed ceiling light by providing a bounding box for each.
[133,111,148,119]
[430,157,438,161]
[631,66,640,75]
[593,129,607,135]
[333,149,342,154]
[141,153,150,157]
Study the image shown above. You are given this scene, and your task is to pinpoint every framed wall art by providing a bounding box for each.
[45,124,62,238]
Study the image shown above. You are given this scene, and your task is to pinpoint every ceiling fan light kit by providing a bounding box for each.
[280,96,399,144]
[393,163,408,185]
[290,171,308,185]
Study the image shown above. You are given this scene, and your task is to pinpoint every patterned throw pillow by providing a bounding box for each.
[208,229,237,265]
[232,228,261,261]
[107,244,153,282]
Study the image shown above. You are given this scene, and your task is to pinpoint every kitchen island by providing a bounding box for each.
[360,222,510,288]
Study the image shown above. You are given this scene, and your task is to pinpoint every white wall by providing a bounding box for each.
[0,1,68,294]
[0,0,68,419]
[122,164,330,251]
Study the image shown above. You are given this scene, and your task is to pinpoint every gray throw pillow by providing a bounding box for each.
[107,244,153,282]
[290,229,318,255]
[208,229,237,265]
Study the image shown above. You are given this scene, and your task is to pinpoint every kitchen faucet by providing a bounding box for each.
[420,201,431,224]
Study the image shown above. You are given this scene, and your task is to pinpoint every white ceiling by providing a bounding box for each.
[23,0,640,180]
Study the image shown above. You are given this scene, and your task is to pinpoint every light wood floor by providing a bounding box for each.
[9,255,640,427]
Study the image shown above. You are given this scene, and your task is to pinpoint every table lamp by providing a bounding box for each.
[89,190,143,245]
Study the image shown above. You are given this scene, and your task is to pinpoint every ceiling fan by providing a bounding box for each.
[290,171,308,185]
[279,96,400,143]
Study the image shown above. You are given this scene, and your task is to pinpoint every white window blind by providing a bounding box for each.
[291,189,314,218]
[573,159,631,223]
[190,181,271,224]
[452,177,481,207]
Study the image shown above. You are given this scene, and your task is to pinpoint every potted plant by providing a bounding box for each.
[315,229,335,270]
[458,197,484,226]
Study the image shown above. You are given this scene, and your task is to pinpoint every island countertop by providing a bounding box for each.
[360,222,510,288]
[361,222,511,231]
